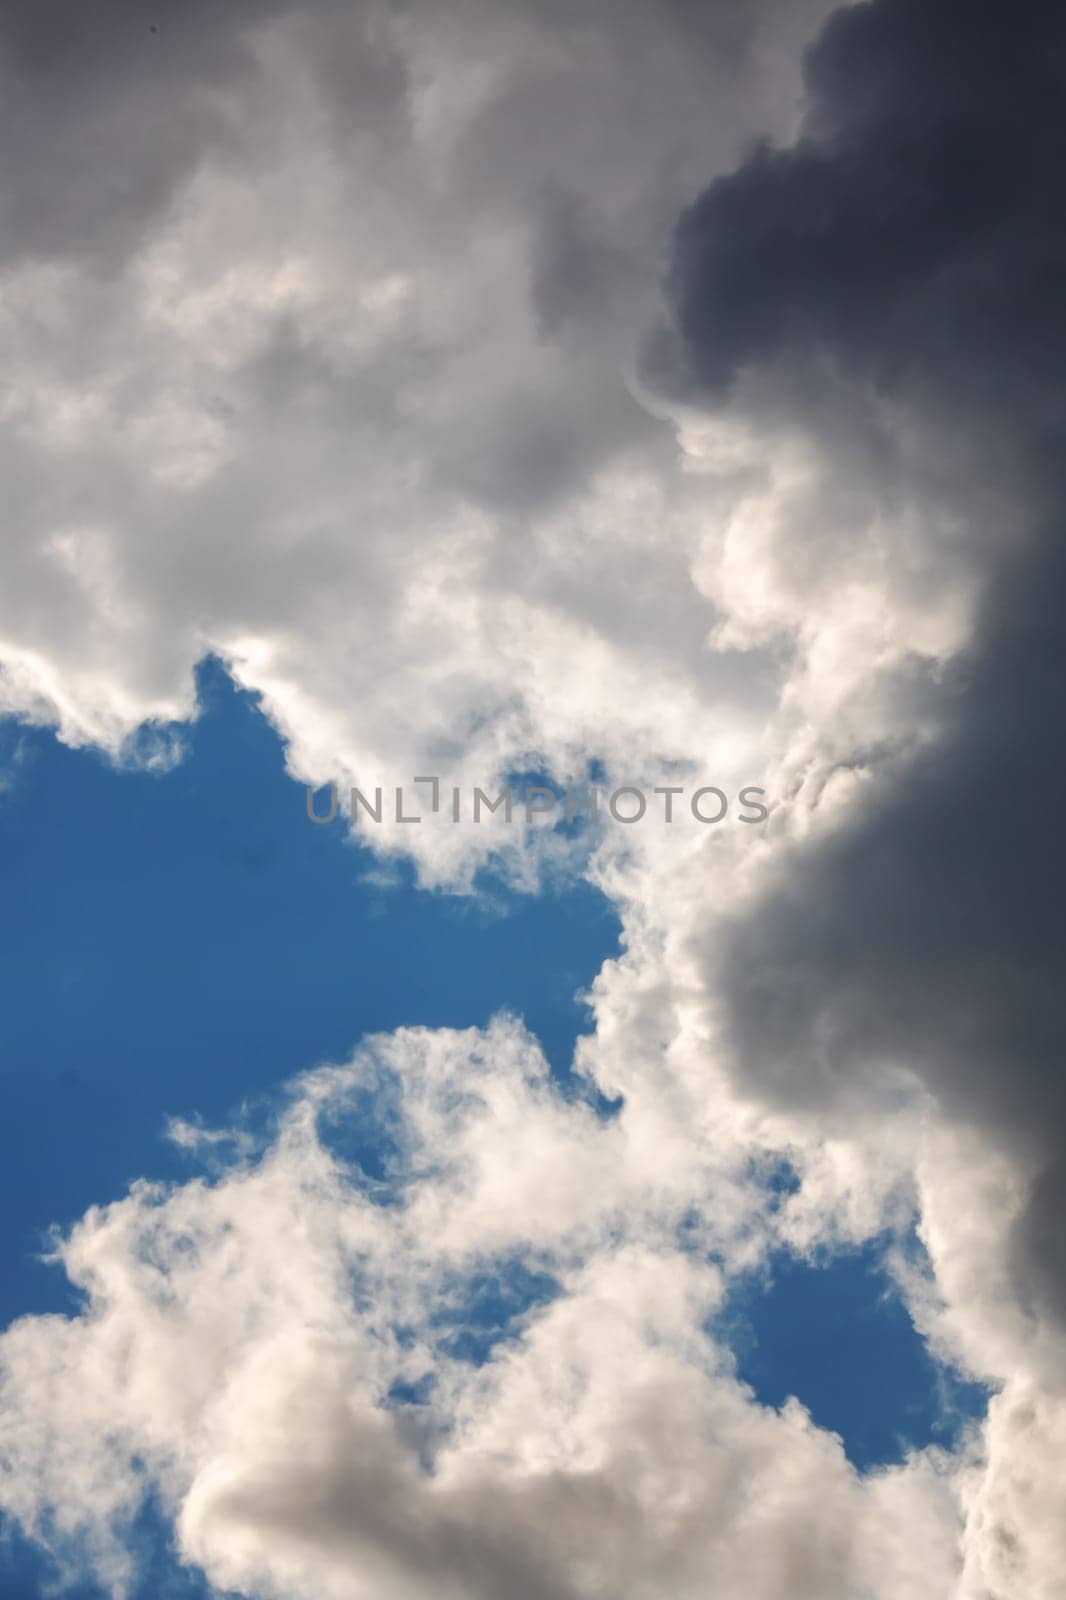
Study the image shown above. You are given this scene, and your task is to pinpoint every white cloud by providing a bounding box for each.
[0,1022,968,1600]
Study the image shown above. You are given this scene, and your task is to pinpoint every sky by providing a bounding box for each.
[0,1,1064,1598]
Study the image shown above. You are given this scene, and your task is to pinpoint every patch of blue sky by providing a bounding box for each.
[0,1493,213,1600]
[718,1237,990,1472]
[0,656,620,1332]
[426,1259,561,1366]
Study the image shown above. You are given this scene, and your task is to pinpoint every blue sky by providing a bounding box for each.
[726,1242,987,1472]
[0,660,618,1323]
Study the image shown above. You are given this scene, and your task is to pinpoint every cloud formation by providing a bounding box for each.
[0,0,826,888]
[658,0,1066,1329]
[3,0,1066,1596]
[0,1022,966,1600]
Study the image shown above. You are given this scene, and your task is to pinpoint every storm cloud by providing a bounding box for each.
[659,0,1066,1323]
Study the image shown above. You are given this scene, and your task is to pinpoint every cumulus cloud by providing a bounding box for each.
[0,0,828,885]
[0,1021,966,1600]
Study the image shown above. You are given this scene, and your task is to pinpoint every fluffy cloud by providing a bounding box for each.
[0,0,827,883]
[0,1021,966,1600]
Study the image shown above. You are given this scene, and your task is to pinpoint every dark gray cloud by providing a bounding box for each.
[659,0,1066,416]
[657,0,1066,1323]
[0,0,287,265]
